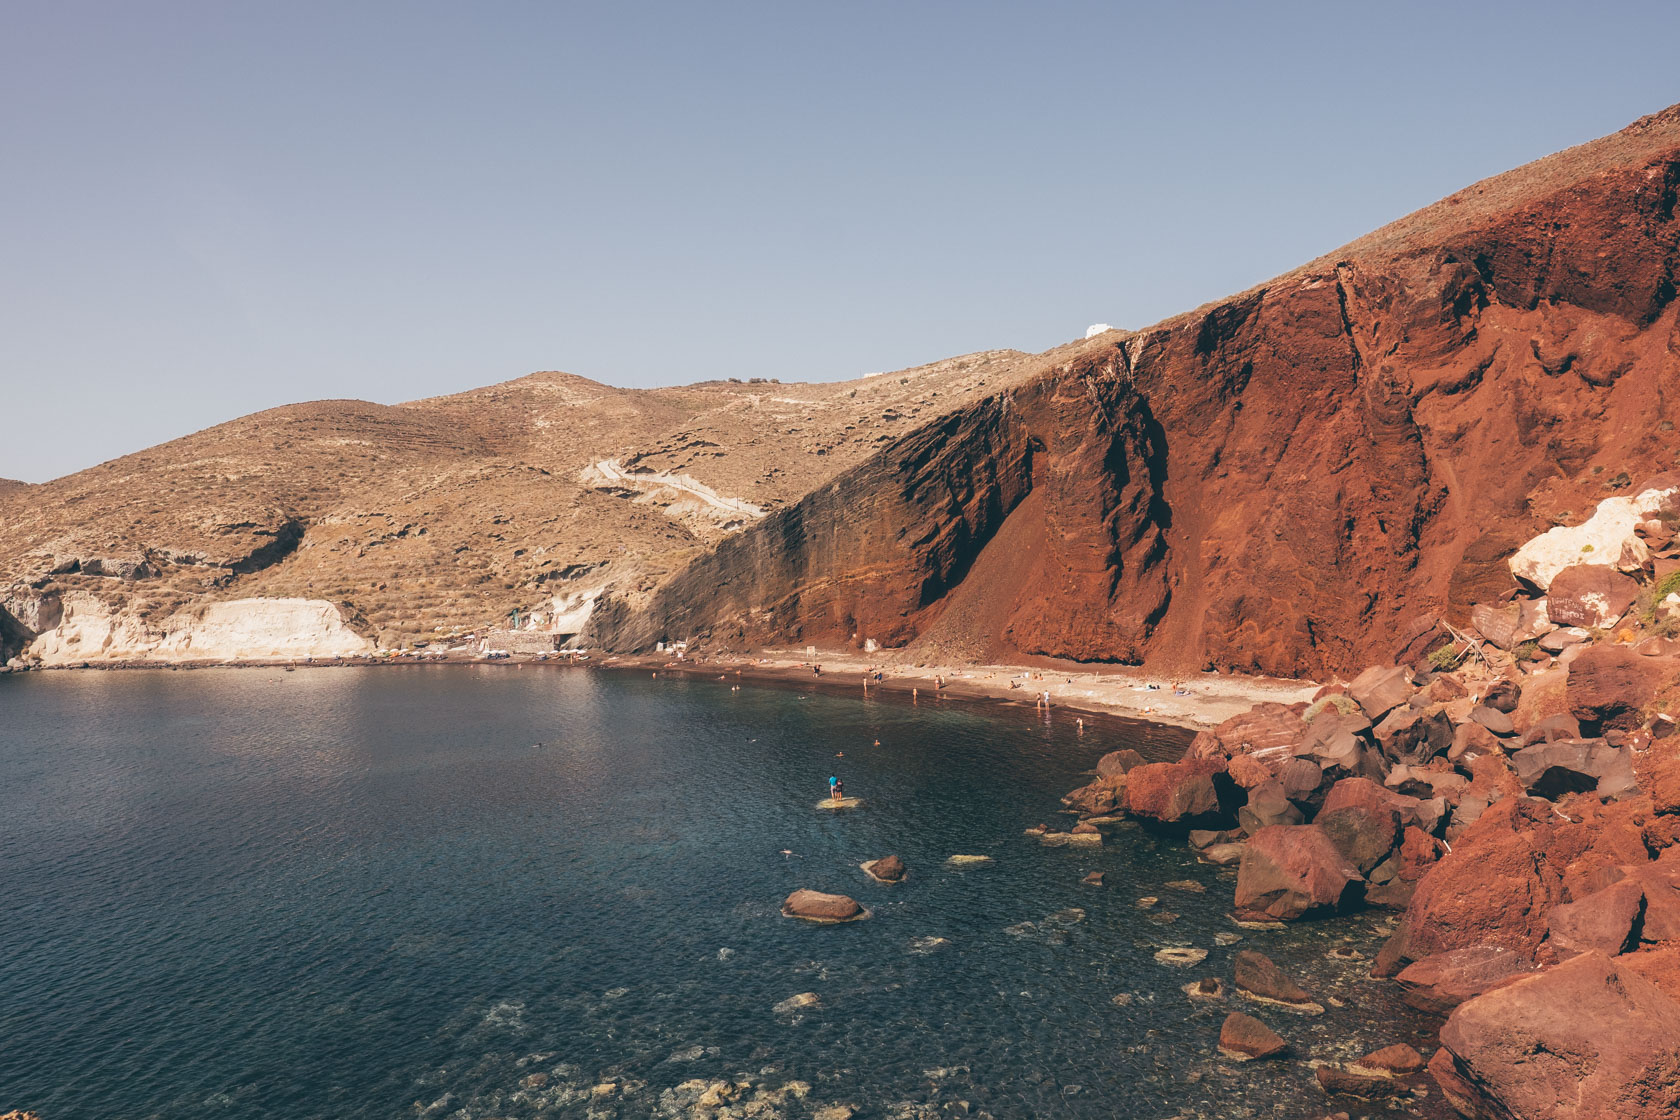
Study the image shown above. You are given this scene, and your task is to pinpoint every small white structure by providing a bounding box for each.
[1085,323,1117,339]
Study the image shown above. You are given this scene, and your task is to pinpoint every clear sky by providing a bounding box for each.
[3,2,1677,482]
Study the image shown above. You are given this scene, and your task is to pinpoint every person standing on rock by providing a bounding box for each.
[828,775,839,802]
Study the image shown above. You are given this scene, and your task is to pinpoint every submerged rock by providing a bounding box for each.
[1184,976,1225,1000]
[773,991,821,1015]
[1153,947,1208,967]
[1352,1043,1424,1076]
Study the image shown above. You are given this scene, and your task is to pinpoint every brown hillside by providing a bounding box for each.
[0,350,1052,650]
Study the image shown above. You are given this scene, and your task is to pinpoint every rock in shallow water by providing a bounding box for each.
[773,991,821,1014]
[1233,950,1323,1014]
[1315,1066,1408,1099]
[781,889,869,923]
[1218,1011,1289,1060]
[1154,947,1208,967]
[861,854,905,882]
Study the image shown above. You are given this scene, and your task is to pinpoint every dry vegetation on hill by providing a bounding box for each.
[0,349,1055,651]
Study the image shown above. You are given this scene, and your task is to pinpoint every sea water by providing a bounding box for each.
[0,666,1440,1119]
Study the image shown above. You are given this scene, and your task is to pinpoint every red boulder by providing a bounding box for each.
[1433,951,1680,1120]
[1233,824,1361,921]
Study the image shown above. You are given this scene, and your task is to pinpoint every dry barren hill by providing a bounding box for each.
[4,104,1679,674]
[0,350,1054,660]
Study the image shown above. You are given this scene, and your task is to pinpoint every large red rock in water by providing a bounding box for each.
[1431,951,1680,1120]
[1217,1012,1289,1060]
[781,889,867,923]
[1233,824,1361,920]
[1123,758,1230,823]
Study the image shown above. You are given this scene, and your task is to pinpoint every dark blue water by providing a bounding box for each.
[0,666,1435,1120]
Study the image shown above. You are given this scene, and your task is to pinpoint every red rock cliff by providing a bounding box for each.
[596,106,1680,677]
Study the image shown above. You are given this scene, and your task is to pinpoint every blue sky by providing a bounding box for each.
[3,2,1677,481]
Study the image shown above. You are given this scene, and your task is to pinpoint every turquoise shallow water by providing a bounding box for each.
[0,666,1439,1120]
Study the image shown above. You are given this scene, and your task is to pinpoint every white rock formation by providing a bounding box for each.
[1509,477,1680,590]
[580,459,767,535]
[25,594,373,664]
[1085,323,1117,339]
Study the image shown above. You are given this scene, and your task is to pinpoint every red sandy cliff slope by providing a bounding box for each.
[599,105,1680,677]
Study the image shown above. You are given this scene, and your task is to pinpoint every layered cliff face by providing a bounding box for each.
[594,105,1680,677]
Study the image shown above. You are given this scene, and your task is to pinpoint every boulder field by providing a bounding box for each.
[1061,485,1680,1118]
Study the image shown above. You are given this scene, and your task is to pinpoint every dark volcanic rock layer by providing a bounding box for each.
[596,106,1680,678]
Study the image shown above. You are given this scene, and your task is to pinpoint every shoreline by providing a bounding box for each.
[1,646,1320,732]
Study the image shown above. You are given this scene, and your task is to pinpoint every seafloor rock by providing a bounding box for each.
[781,890,868,923]
[773,991,821,1014]
[1432,950,1680,1120]
[1233,949,1323,1013]
[1218,1011,1289,1060]
[1234,824,1361,920]
[1394,946,1539,1014]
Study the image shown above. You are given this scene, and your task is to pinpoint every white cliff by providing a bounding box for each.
[23,594,373,665]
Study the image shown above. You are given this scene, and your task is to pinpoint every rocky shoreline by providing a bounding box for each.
[1057,475,1680,1118]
